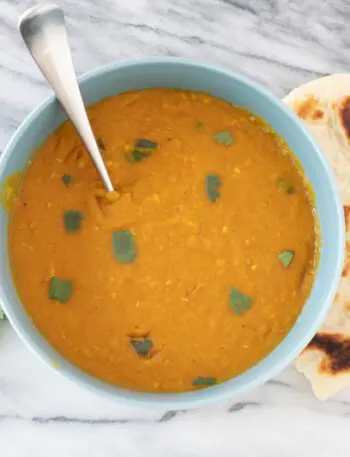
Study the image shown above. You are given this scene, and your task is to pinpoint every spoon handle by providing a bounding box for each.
[19,3,114,192]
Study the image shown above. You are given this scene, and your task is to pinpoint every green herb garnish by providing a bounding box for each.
[49,277,73,304]
[130,338,153,357]
[192,376,217,387]
[124,150,152,162]
[213,130,233,146]
[205,174,222,203]
[62,175,73,187]
[229,287,254,315]
[276,178,295,194]
[124,138,158,163]
[278,250,295,268]
[64,210,83,233]
[97,138,106,150]
[195,121,204,130]
[112,230,137,263]
[135,139,157,149]
[0,308,5,320]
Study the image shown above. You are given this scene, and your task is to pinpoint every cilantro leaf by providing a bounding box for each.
[49,277,73,304]
[192,376,217,387]
[64,210,83,233]
[130,338,153,357]
[229,287,254,315]
[112,230,137,263]
[278,250,295,268]
[213,130,233,146]
[205,173,222,203]
[62,175,73,187]
[124,138,158,163]
[97,138,106,150]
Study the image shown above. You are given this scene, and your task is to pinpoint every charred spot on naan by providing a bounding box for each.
[340,97,350,141]
[294,96,326,122]
[296,96,319,120]
[344,206,350,227]
[312,108,324,121]
[342,255,350,278]
[308,333,350,374]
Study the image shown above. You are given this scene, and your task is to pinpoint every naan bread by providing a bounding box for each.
[284,74,350,399]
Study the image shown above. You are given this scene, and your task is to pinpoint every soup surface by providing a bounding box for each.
[9,89,318,392]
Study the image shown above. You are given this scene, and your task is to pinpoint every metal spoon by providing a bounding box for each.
[19,3,114,192]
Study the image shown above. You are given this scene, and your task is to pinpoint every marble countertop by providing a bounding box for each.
[1,0,350,455]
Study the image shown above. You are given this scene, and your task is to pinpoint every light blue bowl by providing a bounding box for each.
[0,58,345,408]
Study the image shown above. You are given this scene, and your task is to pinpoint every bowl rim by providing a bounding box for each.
[0,57,345,408]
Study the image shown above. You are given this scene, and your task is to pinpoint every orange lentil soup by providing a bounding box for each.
[9,89,318,392]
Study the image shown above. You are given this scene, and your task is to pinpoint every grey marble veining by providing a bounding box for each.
[1,0,350,456]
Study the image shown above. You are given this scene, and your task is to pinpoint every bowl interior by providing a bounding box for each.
[0,59,344,408]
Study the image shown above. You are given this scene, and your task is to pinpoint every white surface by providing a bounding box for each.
[1,0,350,455]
